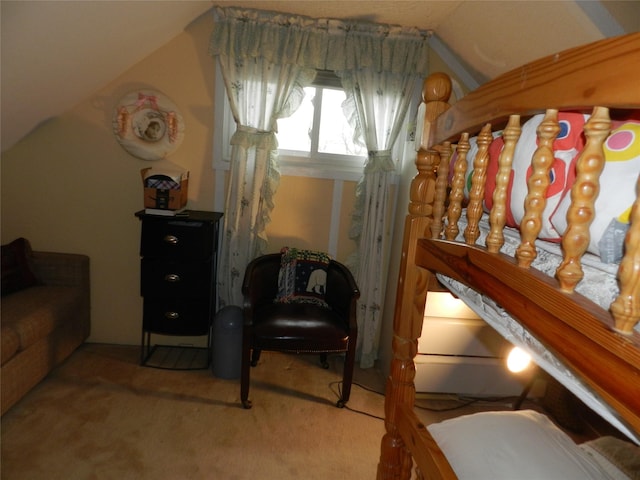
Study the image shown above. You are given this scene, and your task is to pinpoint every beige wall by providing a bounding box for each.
[266,176,357,260]
[1,13,358,346]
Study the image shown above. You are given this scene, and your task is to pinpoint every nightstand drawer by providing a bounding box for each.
[140,218,215,259]
[141,258,212,298]
[143,299,212,336]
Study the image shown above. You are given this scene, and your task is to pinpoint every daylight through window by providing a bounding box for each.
[277,86,366,158]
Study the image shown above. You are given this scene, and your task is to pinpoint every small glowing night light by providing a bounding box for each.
[507,346,532,373]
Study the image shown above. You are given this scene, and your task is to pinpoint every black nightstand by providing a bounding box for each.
[135,210,223,369]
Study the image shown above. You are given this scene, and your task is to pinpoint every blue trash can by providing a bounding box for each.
[212,305,242,379]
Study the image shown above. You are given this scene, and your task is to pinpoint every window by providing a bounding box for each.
[276,80,367,178]
[214,69,367,181]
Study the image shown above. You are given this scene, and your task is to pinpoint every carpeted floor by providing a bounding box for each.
[2,343,389,480]
[1,343,561,480]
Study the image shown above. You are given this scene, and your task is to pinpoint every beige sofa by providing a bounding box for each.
[1,239,90,415]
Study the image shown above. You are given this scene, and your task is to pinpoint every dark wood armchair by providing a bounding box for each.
[240,253,360,409]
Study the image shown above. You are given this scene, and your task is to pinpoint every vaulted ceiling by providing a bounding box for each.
[1,1,638,152]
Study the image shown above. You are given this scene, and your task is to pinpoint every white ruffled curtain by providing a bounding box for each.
[341,67,423,368]
[209,8,317,306]
[209,7,429,365]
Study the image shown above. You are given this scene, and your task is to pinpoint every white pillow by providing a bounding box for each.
[427,410,622,480]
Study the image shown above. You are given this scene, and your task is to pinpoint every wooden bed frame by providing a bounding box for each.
[377,32,640,479]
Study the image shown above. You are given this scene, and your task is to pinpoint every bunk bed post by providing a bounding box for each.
[377,73,452,480]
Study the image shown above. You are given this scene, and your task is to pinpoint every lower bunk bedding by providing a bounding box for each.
[427,409,639,480]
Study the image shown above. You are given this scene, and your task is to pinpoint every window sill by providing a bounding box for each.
[214,157,366,182]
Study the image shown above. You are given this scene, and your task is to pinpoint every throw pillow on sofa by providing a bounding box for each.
[1,238,39,296]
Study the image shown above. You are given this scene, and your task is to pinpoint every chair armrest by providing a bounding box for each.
[31,251,90,289]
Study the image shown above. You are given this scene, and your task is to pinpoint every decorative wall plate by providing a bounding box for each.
[113,90,184,161]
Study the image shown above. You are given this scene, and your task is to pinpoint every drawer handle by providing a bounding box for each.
[165,311,179,320]
[164,274,181,283]
[163,235,179,245]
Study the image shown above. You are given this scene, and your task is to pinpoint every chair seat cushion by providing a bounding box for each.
[251,303,349,352]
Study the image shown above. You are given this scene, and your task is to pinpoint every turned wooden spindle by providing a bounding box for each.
[445,133,470,241]
[556,107,611,292]
[516,109,561,267]
[610,175,640,334]
[464,124,492,244]
[487,115,521,253]
[432,142,452,239]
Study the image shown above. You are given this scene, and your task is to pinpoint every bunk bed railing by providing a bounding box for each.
[428,33,640,148]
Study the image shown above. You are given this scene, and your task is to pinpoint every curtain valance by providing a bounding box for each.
[209,6,430,75]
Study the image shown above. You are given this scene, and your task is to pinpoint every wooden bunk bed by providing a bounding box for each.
[377,32,640,479]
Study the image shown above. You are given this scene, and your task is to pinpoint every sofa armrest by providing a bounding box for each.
[31,251,90,289]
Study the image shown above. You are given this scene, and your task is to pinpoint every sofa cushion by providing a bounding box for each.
[1,325,20,366]
[1,238,39,296]
[1,285,83,351]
